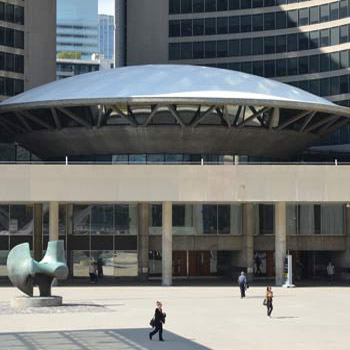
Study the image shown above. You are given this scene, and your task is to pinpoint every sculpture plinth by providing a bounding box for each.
[7,240,68,307]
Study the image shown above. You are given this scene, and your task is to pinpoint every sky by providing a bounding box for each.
[98,0,114,15]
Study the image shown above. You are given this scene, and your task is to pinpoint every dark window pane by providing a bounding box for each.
[152,205,162,227]
[264,0,275,6]
[287,57,298,76]
[287,33,297,52]
[276,35,286,53]
[218,205,230,234]
[320,54,330,72]
[181,42,192,59]
[228,39,240,56]
[241,0,252,9]
[205,41,216,58]
[299,32,309,51]
[320,78,330,96]
[229,0,239,9]
[169,0,181,14]
[252,14,263,31]
[217,17,228,34]
[217,40,228,57]
[298,56,309,74]
[5,28,14,47]
[340,50,349,69]
[193,19,204,35]
[193,0,204,12]
[169,20,180,37]
[309,55,320,73]
[0,3,4,21]
[287,10,298,28]
[14,30,24,49]
[330,52,340,70]
[5,53,14,71]
[169,43,181,60]
[330,76,340,95]
[205,0,216,11]
[173,205,185,227]
[240,15,251,32]
[264,60,275,77]
[241,38,252,56]
[229,16,240,33]
[181,19,193,36]
[205,18,216,35]
[309,79,320,95]
[253,0,263,7]
[203,205,217,234]
[299,81,309,92]
[276,11,286,29]
[259,204,274,235]
[253,60,264,76]
[217,0,228,11]
[340,75,349,94]
[193,41,204,58]
[14,6,24,25]
[264,13,275,30]
[5,3,14,22]
[276,59,287,76]
[252,37,263,55]
[264,36,275,54]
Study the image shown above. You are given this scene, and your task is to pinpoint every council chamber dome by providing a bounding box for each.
[0,64,349,159]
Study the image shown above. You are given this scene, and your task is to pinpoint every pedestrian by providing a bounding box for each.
[238,271,247,298]
[254,253,262,276]
[265,286,273,317]
[89,261,97,284]
[327,262,335,285]
[97,259,104,278]
[149,301,166,341]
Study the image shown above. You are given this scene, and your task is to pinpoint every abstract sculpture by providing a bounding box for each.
[7,240,68,297]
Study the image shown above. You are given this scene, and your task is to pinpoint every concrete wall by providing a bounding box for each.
[24,0,56,89]
[0,164,350,203]
[126,0,168,65]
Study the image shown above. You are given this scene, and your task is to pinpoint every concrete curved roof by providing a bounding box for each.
[0,65,348,115]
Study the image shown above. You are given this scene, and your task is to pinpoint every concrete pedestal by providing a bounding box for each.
[11,296,63,309]
[275,202,287,286]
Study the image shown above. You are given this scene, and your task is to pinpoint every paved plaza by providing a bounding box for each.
[0,285,348,350]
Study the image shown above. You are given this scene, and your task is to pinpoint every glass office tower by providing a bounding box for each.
[57,0,99,60]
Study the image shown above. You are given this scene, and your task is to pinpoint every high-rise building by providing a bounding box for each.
[57,0,98,60]
[0,0,56,100]
[118,0,350,159]
[99,14,114,59]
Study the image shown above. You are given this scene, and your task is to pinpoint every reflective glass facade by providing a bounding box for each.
[168,0,350,156]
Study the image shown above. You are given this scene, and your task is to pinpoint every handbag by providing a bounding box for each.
[149,318,155,327]
[263,298,267,306]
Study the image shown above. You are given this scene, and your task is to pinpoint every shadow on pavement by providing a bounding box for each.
[0,328,212,350]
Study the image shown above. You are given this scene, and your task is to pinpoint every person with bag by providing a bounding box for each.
[149,301,166,341]
[238,271,247,298]
[264,286,273,317]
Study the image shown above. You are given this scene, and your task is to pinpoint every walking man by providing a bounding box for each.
[238,271,247,298]
[149,301,166,341]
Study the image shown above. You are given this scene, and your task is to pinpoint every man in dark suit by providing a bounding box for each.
[149,301,166,341]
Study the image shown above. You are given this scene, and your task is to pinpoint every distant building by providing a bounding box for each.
[56,54,114,80]
[99,15,114,59]
[0,0,56,100]
[57,0,99,61]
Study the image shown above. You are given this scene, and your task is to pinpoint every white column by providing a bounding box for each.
[275,202,287,286]
[138,203,149,281]
[162,201,172,286]
[49,201,59,241]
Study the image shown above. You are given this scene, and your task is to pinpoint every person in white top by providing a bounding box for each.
[326,262,335,285]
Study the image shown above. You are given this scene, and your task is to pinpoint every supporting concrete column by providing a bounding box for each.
[138,203,149,281]
[162,201,172,286]
[193,204,203,234]
[242,203,255,281]
[33,203,43,261]
[275,202,287,286]
[49,201,59,241]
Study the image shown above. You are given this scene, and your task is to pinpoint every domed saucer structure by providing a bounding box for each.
[0,64,349,159]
